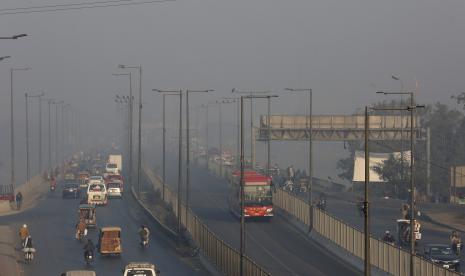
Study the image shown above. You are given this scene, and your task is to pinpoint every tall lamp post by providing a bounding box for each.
[0,34,27,40]
[10,67,30,190]
[44,98,55,174]
[154,89,183,245]
[186,90,212,222]
[53,101,64,167]
[25,92,44,182]
[285,88,313,231]
[119,65,142,196]
[223,98,241,168]
[370,101,424,276]
[238,94,278,276]
[391,75,405,193]
[232,89,270,168]
[113,73,133,187]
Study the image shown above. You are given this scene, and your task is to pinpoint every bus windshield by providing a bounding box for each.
[244,185,272,205]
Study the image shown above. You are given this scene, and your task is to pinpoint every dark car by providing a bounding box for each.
[423,244,460,271]
[62,182,81,199]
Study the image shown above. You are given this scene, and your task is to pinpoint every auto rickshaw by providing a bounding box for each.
[79,204,96,228]
[98,226,122,256]
[397,219,421,246]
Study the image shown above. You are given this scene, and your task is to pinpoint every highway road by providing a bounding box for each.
[155,154,360,276]
[2,180,209,276]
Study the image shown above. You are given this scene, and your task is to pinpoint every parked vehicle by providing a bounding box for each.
[423,244,460,271]
[98,227,122,256]
[123,262,159,276]
[87,183,107,205]
[79,204,97,228]
[63,183,81,199]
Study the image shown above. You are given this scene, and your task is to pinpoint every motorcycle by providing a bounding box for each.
[23,247,35,262]
[76,228,88,242]
[453,241,462,255]
[316,199,326,211]
[140,236,149,248]
[84,250,94,266]
[50,185,56,192]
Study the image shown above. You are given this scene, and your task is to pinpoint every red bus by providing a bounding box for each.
[229,170,273,219]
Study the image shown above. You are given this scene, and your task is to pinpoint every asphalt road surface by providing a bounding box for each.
[2,182,209,276]
[156,155,360,276]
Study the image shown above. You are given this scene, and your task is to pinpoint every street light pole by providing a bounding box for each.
[239,95,245,276]
[119,65,142,196]
[364,106,371,276]
[113,73,133,188]
[0,34,27,39]
[154,89,183,244]
[186,90,212,223]
[370,101,424,276]
[285,88,313,231]
[10,67,30,190]
[232,89,270,168]
[25,92,44,182]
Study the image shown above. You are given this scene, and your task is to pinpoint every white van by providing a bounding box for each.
[87,183,107,205]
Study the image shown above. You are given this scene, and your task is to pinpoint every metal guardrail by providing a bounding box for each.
[274,188,460,276]
[142,163,271,276]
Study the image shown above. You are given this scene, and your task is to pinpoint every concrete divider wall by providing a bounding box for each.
[142,163,271,276]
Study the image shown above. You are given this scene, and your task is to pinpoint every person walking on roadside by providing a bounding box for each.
[16,191,23,210]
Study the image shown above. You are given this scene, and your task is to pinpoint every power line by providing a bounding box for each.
[0,0,174,16]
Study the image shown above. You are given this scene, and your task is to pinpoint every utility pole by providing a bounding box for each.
[38,94,44,174]
[364,106,371,276]
[25,93,29,184]
[285,88,313,231]
[239,95,245,276]
[10,67,30,190]
[118,65,142,196]
[154,89,183,244]
[186,90,212,223]
[113,73,132,188]
[232,89,269,168]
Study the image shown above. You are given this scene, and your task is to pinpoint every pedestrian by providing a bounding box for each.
[16,191,23,210]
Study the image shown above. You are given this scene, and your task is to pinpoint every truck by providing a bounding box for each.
[107,154,122,175]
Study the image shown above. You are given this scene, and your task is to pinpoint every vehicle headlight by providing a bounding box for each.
[431,259,439,263]
[452,259,460,263]
[266,208,273,213]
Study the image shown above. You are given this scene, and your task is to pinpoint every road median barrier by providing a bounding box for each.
[142,162,271,276]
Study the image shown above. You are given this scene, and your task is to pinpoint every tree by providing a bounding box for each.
[372,154,410,197]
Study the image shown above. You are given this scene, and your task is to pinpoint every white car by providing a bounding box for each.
[106,163,119,175]
[123,262,159,276]
[88,175,104,185]
[87,183,107,205]
[107,181,123,198]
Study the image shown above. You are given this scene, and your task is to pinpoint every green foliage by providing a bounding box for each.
[337,99,465,198]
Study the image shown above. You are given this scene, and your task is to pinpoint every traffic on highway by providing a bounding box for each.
[1,2,465,275]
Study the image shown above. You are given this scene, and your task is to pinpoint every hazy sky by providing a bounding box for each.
[1,0,465,184]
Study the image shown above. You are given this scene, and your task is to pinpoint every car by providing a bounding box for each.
[123,262,159,276]
[423,244,460,271]
[62,183,81,199]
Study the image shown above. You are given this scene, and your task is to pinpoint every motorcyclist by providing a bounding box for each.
[450,230,462,252]
[83,239,95,259]
[19,224,29,245]
[75,219,87,240]
[383,230,395,244]
[24,235,34,249]
[138,225,150,245]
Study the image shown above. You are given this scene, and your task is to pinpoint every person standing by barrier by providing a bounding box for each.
[16,192,23,210]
